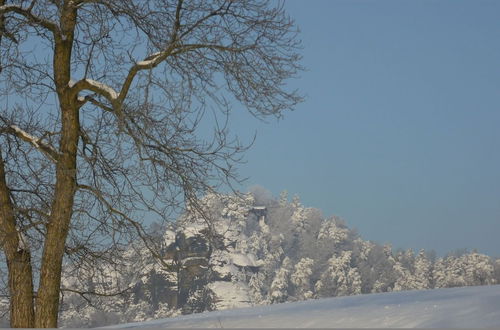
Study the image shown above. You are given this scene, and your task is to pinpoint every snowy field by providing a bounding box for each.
[104,284,500,328]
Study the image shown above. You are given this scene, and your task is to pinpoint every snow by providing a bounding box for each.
[137,52,164,66]
[84,79,119,100]
[102,285,500,328]
[179,221,207,238]
[10,125,41,148]
[9,125,57,161]
[230,252,263,268]
[16,229,29,252]
[208,281,252,310]
[136,59,156,66]
[163,229,176,246]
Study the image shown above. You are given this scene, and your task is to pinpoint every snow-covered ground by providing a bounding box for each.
[103,284,500,328]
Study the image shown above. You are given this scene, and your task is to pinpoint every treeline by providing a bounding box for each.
[1,190,498,328]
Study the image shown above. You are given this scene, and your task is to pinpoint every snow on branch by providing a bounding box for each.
[16,227,29,252]
[7,125,59,162]
[71,79,119,105]
[136,51,163,67]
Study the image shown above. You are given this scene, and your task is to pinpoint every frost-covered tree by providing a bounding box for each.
[393,249,418,292]
[279,190,289,207]
[462,252,494,286]
[413,250,432,290]
[248,272,266,304]
[317,218,352,248]
[315,251,361,297]
[291,205,310,234]
[290,257,314,301]
[363,244,397,293]
[269,256,292,304]
[291,194,301,209]
[433,257,451,288]
[432,252,494,288]
[494,259,500,284]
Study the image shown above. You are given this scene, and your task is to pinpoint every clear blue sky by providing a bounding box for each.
[229,0,500,256]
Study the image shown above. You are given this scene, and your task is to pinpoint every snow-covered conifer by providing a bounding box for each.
[414,250,432,289]
[269,257,292,303]
[291,258,315,301]
[279,190,289,207]
[315,251,361,297]
[462,252,494,286]
[291,194,301,209]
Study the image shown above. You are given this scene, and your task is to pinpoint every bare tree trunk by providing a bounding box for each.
[0,153,35,328]
[34,104,79,327]
[35,5,78,326]
[0,2,35,327]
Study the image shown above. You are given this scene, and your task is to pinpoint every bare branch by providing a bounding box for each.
[0,4,59,34]
[60,286,133,299]
[76,183,174,270]
[1,124,59,162]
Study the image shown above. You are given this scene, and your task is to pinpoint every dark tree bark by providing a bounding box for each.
[0,153,35,328]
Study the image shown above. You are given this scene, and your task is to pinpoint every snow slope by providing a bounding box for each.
[103,285,500,328]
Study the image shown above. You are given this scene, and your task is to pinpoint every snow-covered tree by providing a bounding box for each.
[317,218,351,247]
[393,249,422,292]
[279,190,289,207]
[248,272,267,304]
[269,257,293,304]
[494,259,500,284]
[433,257,450,288]
[291,258,315,301]
[291,205,310,234]
[462,252,494,286]
[291,194,301,209]
[315,251,362,297]
[414,250,432,290]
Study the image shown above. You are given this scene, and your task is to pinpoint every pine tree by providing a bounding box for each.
[248,272,266,304]
[433,257,449,288]
[279,190,289,207]
[315,251,361,297]
[269,257,292,303]
[291,194,301,209]
[290,258,314,301]
[393,249,418,291]
[414,250,432,289]
[462,252,494,286]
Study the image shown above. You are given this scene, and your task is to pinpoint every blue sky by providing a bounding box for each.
[228,0,500,256]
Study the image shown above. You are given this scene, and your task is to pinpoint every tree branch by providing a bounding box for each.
[70,79,119,105]
[0,4,59,34]
[76,183,174,271]
[1,125,59,162]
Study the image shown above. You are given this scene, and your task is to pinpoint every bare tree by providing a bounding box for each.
[0,0,302,327]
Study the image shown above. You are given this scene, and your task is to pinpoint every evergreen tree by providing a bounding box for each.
[279,190,289,207]
[414,250,432,290]
[462,252,494,286]
[291,258,315,301]
[315,251,361,297]
[269,257,292,304]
